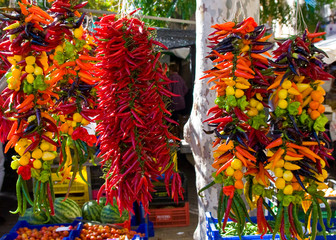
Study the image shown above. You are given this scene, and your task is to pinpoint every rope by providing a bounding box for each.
[295,0,307,34]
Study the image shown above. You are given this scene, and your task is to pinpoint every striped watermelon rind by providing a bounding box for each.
[19,208,49,225]
[100,204,129,224]
[49,197,82,223]
[96,197,107,207]
[82,200,102,222]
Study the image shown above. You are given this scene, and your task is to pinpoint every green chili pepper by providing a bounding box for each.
[311,201,318,240]
[48,176,55,202]
[21,195,27,216]
[273,202,283,240]
[315,197,327,240]
[10,177,23,214]
[231,197,243,237]
[315,194,333,228]
[33,179,39,212]
[21,179,34,206]
[218,189,224,229]
[38,182,45,210]
[235,192,252,222]
[283,207,291,240]
[293,204,304,239]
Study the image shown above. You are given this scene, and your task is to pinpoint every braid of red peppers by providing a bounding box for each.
[0,2,60,217]
[94,14,181,213]
[202,18,274,236]
[45,0,98,197]
[267,28,334,240]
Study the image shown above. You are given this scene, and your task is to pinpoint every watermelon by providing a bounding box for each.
[97,197,107,207]
[49,197,82,223]
[82,200,102,222]
[100,203,129,224]
[19,208,49,225]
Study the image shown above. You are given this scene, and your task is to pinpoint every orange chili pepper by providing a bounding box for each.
[258,34,273,42]
[19,2,28,15]
[38,90,60,100]
[7,121,18,141]
[17,102,34,113]
[235,151,248,167]
[235,145,257,161]
[17,94,34,110]
[216,158,234,176]
[79,55,100,61]
[25,14,35,23]
[212,153,234,169]
[265,137,283,149]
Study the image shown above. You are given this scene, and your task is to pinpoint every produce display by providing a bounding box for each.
[203,17,334,240]
[0,1,181,232]
[15,225,71,240]
[220,221,274,237]
[93,13,182,212]
[75,223,145,240]
[0,0,99,219]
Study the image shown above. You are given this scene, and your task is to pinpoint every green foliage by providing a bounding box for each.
[260,0,292,25]
[132,0,196,27]
[0,0,9,8]
[297,0,336,33]
[88,0,115,11]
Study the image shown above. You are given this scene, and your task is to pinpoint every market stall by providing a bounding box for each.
[0,0,335,239]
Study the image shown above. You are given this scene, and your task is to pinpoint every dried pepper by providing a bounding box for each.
[0,0,95,217]
[203,18,334,240]
[94,14,182,213]
[202,17,273,236]
[267,28,334,240]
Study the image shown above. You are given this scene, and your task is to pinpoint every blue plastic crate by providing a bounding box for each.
[206,212,280,240]
[0,217,83,240]
[131,202,154,238]
[316,236,336,240]
[317,218,336,233]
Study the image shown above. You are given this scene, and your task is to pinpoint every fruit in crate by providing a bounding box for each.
[82,200,102,222]
[100,203,129,224]
[97,197,107,207]
[19,207,48,225]
[49,198,82,223]
[75,223,144,240]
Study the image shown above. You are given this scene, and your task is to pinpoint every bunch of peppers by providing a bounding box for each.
[44,0,98,195]
[94,13,182,213]
[203,17,335,240]
[201,17,275,237]
[266,28,334,240]
[0,1,60,218]
[0,0,96,217]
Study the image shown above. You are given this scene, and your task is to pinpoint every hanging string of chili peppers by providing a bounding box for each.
[0,1,59,218]
[0,0,95,217]
[45,0,98,195]
[267,28,334,240]
[94,13,182,213]
[201,17,274,237]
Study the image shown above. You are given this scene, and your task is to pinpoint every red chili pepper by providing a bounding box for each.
[17,165,31,180]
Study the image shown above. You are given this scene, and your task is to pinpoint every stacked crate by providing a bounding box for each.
[51,166,89,207]
[148,172,190,228]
